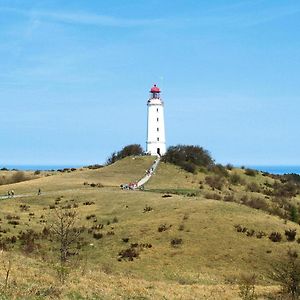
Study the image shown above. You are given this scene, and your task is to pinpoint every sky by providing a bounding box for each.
[0,0,300,166]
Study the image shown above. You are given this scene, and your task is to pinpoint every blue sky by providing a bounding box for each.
[0,0,299,166]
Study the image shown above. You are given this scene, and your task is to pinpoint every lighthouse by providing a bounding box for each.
[146,84,166,156]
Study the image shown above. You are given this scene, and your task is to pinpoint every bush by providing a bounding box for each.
[143,205,153,213]
[205,175,225,190]
[245,169,257,177]
[118,247,140,261]
[247,182,261,193]
[290,206,299,223]
[229,173,243,185]
[210,164,229,177]
[170,238,183,247]
[270,250,300,299]
[226,164,234,170]
[285,229,297,242]
[93,233,103,240]
[269,232,282,242]
[204,192,222,200]
[224,194,235,202]
[107,144,144,165]
[238,274,258,300]
[158,224,172,232]
[162,145,214,173]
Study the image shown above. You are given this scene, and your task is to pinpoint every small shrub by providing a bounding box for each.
[170,238,183,247]
[158,224,171,232]
[238,274,258,300]
[83,201,95,206]
[246,229,255,237]
[178,224,185,231]
[93,233,103,240]
[118,247,140,261]
[270,250,300,299]
[269,232,282,242]
[205,175,225,190]
[256,231,266,239]
[8,220,19,226]
[204,192,222,200]
[245,169,257,176]
[229,173,244,185]
[226,164,234,170]
[143,205,153,213]
[224,194,235,202]
[285,229,297,242]
[247,182,261,193]
[122,238,129,243]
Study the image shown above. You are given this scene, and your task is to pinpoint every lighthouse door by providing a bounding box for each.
[157,148,161,156]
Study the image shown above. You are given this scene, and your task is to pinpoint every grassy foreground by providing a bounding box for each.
[0,157,299,299]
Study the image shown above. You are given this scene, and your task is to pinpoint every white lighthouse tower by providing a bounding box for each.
[146,84,166,156]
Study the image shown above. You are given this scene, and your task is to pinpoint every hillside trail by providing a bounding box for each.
[136,156,160,188]
[0,156,161,199]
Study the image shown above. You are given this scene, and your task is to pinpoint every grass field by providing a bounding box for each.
[0,156,299,299]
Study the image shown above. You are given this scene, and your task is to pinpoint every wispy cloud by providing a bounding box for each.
[1,2,299,30]
[0,7,165,27]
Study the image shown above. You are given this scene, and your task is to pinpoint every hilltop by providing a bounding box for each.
[0,156,299,299]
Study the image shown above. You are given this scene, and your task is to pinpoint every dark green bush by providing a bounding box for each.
[162,145,214,173]
[106,144,144,165]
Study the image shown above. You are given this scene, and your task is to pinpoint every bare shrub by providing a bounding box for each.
[170,238,183,247]
[269,232,282,242]
[205,175,225,190]
[224,194,235,202]
[50,208,83,282]
[238,274,258,300]
[229,173,244,185]
[285,229,297,242]
[245,169,257,177]
[204,192,222,200]
[143,205,153,213]
[158,224,172,232]
[93,233,103,240]
[247,182,261,193]
[270,250,300,299]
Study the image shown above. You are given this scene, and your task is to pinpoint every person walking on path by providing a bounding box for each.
[38,188,41,196]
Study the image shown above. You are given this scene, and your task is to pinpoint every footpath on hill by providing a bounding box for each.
[137,157,160,188]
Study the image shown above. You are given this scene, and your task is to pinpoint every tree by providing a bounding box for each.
[106,144,144,165]
[271,250,300,299]
[163,145,214,173]
[50,208,83,282]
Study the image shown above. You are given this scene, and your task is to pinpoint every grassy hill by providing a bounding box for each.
[0,156,299,299]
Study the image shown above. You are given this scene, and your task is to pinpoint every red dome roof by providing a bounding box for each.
[150,84,160,93]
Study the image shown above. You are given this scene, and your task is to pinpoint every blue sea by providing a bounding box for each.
[0,165,83,171]
[1,164,300,175]
[246,166,300,175]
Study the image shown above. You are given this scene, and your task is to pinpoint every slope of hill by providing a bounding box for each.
[0,156,298,299]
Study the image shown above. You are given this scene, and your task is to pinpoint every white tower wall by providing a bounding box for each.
[146,89,166,156]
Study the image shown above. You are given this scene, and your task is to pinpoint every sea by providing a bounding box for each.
[1,165,300,175]
[245,166,300,175]
[0,165,83,171]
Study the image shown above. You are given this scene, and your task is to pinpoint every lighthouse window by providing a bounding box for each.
[157,128,159,132]
[156,108,159,112]
[157,118,159,122]
[157,137,160,141]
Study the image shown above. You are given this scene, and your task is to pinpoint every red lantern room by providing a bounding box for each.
[150,84,160,99]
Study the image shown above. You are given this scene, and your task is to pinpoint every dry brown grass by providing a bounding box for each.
[0,156,298,299]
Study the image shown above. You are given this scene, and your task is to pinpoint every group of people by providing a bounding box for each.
[5,188,42,199]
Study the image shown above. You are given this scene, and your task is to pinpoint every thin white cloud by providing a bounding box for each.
[0,7,164,27]
[0,3,299,30]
